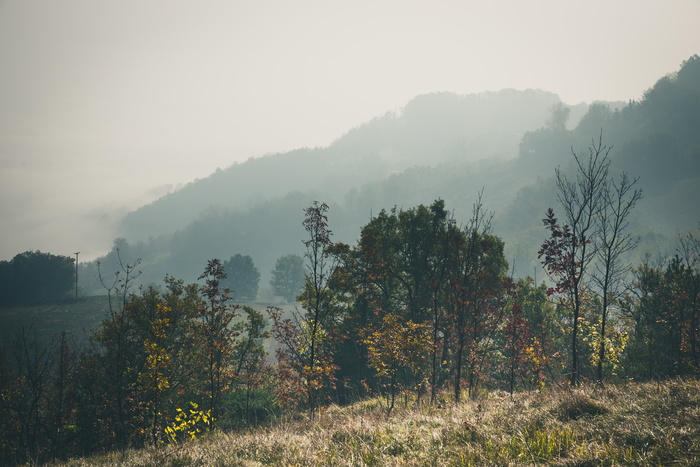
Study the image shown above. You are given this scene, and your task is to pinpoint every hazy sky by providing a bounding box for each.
[1,0,698,261]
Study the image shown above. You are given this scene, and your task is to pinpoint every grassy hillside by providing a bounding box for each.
[49,379,700,466]
[0,295,111,347]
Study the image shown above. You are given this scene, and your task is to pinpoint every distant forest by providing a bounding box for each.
[1,55,699,466]
[70,55,700,295]
[2,187,699,464]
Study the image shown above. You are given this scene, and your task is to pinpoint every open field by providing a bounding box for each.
[0,296,293,350]
[0,296,111,347]
[47,378,700,466]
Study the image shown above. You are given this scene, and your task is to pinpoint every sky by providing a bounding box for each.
[1,0,698,262]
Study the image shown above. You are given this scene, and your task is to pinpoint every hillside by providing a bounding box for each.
[48,379,700,466]
[84,56,700,290]
[118,89,563,241]
[0,296,110,347]
[497,54,700,274]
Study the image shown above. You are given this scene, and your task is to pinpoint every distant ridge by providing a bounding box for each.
[85,56,700,293]
[119,89,563,241]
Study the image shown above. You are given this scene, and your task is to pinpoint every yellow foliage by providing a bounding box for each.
[363,313,431,379]
[164,402,212,445]
[581,314,630,376]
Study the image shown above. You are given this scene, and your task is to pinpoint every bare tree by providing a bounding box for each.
[593,171,643,383]
[95,249,141,447]
[540,134,610,385]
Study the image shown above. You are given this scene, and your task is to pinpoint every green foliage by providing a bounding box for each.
[270,254,305,302]
[193,259,240,425]
[0,251,75,307]
[625,244,700,378]
[222,254,260,302]
[507,427,577,462]
[3,259,276,461]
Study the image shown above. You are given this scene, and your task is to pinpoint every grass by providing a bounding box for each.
[0,296,111,347]
[45,378,700,466]
[0,296,294,349]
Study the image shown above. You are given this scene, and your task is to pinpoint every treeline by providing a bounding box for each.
[0,257,275,465]
[0,251,75,307]
[108,56,700,290]
[0,246,303,308]
[2,148,699,466]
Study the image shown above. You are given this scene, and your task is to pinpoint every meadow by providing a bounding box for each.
[47,378,700,466]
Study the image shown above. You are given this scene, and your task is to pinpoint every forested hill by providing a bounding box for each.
[499,54,700,275]
[90,56,700,293]
[118,89,566,241]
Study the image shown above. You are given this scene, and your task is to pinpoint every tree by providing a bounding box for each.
[193,259,239,426]
[627,248,700,378]
[592,170,642,383]
[626,259,669,379]
[539,136,609,385]
[136,302,173,445]
[269,202,341,418]
[507,278,567,390]
[92,250,142,447]
[0,251,75,307]
[134,277,202,445]
[270,254,305,302]
[348,200,455,401]
[446,203,508,400]
[229,306,272,426]
[222,254,260,302]
[298,201,341,416]
[503,298,531,395]
[547,102,571,131]
[0,325,83,465]
[362,313,431,415]
[2,326,55,463]
[677,230,700,371]
[395,200,453,403]
[328,198,512,402]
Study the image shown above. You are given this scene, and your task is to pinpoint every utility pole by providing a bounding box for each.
[74,251,80,300]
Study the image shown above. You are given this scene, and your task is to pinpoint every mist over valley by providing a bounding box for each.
[75,57,698,295]
[2,3,700,463]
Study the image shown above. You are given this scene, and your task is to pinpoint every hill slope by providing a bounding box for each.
[50,379,700,466]
[118,89,563,241]
[86,56,700,290]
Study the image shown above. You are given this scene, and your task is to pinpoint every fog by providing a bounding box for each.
[1,0,698,261]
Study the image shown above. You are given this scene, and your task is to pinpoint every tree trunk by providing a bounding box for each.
[454,339,464,402]
[571,292,580,386]
[596,300,608,384]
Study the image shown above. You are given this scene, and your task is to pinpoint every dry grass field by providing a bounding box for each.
[46,378,700,466]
